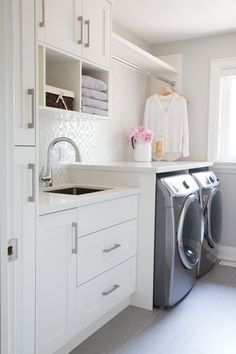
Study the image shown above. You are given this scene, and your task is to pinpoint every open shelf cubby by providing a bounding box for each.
[38,45,110,119]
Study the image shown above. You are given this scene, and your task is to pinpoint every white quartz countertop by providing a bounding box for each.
[68,161,213,174]
[39,183,140,216]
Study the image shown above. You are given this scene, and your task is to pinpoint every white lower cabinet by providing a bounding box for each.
[77,219,137,285]
[76,257,136,331]
[77,195,138,237]
[37,209,77,354]
[37,195,138,354]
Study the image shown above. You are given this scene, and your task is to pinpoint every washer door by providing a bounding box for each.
[177,194,204,269]
[206,187,222,248]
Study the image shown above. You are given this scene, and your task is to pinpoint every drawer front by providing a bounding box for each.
[77,195,138,237]
[77,220,137,286]
[76,257,136,330]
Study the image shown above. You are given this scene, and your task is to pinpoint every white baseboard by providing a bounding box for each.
[217,245,236,262]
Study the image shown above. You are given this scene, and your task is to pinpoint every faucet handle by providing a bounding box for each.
[40,166,52,187]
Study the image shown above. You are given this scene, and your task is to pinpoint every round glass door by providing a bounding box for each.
[207,188,222,247]
[177,194,203,269]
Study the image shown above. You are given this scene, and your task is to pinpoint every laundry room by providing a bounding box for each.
[1,1,236,354]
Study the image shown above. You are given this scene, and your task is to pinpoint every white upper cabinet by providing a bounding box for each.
[82,0,111,69]
[38,0,83,57]
[14,0,36,146]
[38,0,111,69]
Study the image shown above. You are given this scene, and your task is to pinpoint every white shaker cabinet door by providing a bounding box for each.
[37,209,77,354]
[82,0,111,69]
[14,0,36,146]
[8,147,36,354]
[38,0,83,57]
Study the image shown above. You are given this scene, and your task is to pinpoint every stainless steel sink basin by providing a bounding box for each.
[45,186,105,195]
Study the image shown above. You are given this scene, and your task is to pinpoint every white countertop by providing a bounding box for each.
[39,183,140,216]
[68,160,213,174]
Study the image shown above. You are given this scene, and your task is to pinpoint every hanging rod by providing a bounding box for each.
[112,55,176,87]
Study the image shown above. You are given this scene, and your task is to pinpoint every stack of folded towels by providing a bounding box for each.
[81,75,108,117]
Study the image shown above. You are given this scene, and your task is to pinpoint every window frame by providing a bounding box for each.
[208,57,236,162]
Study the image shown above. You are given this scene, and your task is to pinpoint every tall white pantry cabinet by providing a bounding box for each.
[3,0,37,354]
[1,0,112,353]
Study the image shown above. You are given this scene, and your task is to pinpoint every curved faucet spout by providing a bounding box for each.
[41,137,80,187]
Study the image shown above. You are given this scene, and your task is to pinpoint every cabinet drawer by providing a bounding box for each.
[76,257,136,330]
[77,220,137,286]
[77,195,138,237]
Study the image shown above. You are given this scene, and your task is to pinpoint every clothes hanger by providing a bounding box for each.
[158,86,190,103]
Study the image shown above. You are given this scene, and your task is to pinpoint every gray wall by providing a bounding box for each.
[155,32,236,252]
[155,32,236,160]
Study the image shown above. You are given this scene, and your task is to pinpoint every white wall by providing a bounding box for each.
[155,32,236,160]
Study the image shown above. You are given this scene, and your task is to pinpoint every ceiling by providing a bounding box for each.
[113,0,236,45]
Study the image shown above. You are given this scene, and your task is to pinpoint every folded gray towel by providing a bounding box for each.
[82,75,107,92]
[82,88,108,101]
[82,96,108,110]
[82,105,108,117]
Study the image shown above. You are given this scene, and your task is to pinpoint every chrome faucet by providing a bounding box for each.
[40,137,80,187]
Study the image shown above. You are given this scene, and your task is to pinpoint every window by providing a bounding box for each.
[208,58,236,162]
[218,71,236,161]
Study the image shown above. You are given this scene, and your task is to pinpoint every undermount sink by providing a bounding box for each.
[45,186,105,196]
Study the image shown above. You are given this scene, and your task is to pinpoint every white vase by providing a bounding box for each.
[134,141,152,162]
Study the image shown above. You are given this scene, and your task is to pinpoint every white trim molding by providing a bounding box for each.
[218,245,236,262]
[213,162,236,174]
[208,57,236,162]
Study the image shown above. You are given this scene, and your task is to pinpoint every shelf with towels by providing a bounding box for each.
[38,45,110,120]
[112,33,178,86]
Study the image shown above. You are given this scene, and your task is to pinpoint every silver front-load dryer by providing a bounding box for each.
[191,171,222,277]
[153,174,204,308]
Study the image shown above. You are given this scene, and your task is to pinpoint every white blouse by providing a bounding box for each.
[143,93,189,161]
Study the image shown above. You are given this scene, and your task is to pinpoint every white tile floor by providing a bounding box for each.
[70,264,236,354]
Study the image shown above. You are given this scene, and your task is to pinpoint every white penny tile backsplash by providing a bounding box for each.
[39,61,150,185]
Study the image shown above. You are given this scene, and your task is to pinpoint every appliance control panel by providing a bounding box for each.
[192,171,220,189]
[161,174,199,197]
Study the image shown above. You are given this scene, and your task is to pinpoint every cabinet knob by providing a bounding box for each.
[102,284,120,296]
[77,16,83,45]
[72,222,78,254]
[85,20,90,48]
[103,244,121,253]
[39,0,45,27]
[28,163,35,203]
[27,88,35,129]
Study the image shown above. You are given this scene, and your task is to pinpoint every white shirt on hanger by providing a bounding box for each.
[143,92,189,161]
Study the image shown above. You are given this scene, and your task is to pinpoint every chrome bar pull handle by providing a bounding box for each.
[77,16,83,44]
[72,222,78,254]
[102,284,120,296]
[39,0,45,27]
[103,244,121,253]
[85,19,90,48]
[28,163,35,203]
[27,88,35,129]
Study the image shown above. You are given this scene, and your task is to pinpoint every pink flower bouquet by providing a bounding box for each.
[130,126,154,149]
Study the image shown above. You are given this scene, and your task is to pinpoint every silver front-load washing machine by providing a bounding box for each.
[191,171,222,277]
[153,174,204,308]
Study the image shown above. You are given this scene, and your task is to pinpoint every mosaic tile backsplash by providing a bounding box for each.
[39,61,150,185]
